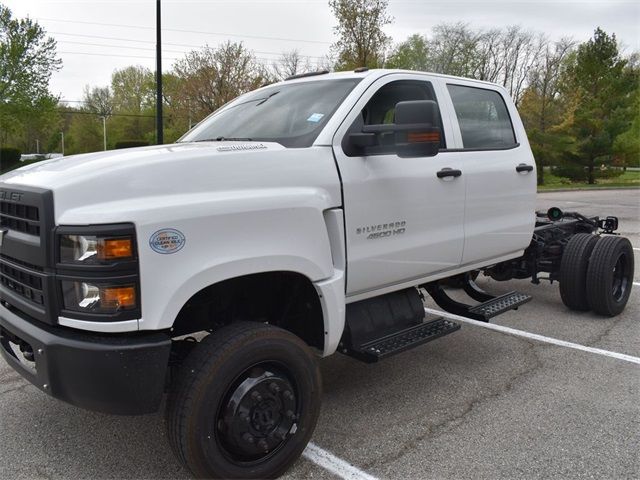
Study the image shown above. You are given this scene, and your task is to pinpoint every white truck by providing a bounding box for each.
[0,69,634,479]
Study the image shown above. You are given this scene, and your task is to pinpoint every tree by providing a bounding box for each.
[329,0,392,70]
[0,5,61,152]
[172,41,268,122]
[0,5,61,105]
[111,65,154,114]
[83,85,114,118]
[386,34,429,71]
[519,38,575,184]
[111,66,154,141]
[612,70,640,169]
[558,28,635,184]
[272,50,312,80]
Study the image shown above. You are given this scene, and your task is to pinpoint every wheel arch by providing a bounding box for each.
[169,267,328,352]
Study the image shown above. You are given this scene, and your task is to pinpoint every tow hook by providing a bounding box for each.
[19,342,34,362]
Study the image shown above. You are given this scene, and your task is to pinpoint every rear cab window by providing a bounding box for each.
[446,84,517,150]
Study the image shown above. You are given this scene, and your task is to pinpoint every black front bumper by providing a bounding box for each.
[0,304,171,415]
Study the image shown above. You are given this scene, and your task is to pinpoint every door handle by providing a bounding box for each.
[437,168,462,179]
[516,163,534,173]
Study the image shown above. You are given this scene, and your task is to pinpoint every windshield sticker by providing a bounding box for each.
[307,113,325,123]
[149,228,186,254]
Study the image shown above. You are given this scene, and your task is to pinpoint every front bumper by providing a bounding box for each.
[0,304,171,415]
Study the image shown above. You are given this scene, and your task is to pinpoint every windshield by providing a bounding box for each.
[179,78,361,148]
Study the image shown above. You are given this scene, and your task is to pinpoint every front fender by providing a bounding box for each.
[123,188,339,331]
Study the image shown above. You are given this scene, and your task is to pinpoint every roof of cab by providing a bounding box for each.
[281,68,503,89]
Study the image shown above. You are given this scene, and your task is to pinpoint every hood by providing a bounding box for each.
[0,141,341,225]
[0,142,284,190]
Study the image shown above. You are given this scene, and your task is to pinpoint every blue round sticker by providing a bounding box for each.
[149,228,185,254]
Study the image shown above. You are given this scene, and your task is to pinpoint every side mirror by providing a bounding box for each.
[346,100,441,158]
[393,100,441,158]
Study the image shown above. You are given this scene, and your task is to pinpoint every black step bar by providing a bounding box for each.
[422,274,532,322]
[344,318,460,363]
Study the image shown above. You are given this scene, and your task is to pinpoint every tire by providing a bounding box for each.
[559,233,599,311]
[166,322,322,479]
[586,235,635,316]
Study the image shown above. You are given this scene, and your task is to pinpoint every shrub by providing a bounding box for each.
[0,147,22,172]
[114,140,150,149]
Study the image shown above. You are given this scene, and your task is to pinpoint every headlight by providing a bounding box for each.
[60,235,134,264]
[61,281,137,314]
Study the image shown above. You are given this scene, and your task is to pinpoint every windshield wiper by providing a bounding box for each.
[255,91,279,106]
[192,137,253,142]
[215,136,253,141]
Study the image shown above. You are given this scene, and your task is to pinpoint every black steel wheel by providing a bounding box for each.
[586,236,634,316]
[559,233,599,311]
[167,322,321,479]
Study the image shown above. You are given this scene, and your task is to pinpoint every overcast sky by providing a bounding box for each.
[4,0,639,101]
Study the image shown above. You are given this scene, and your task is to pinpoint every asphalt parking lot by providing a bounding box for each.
[1,189,638,479]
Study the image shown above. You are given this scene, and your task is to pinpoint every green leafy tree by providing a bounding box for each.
[110,65,155,142]
[386,34,429,71]
[612,55,640,169]
[329,0,392,70]
[0,5,61,152]
[519,38,575,184]
[0,5,61,104]
[558,28,636,184]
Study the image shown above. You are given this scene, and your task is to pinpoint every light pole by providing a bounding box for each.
[156,0,164,144]
[60,131,65,156]
[101,116,107,151]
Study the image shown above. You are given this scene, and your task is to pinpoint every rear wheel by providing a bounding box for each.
[559,233,599,311]
[586,236,634,316]
[167,322,322,479]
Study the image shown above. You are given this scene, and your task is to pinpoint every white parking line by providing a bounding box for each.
[303,442,379,480]
[634,282,640,287]
[424,307,640,366]
[633,247,640,251]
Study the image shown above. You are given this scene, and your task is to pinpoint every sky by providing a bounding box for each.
[3,0,639,102]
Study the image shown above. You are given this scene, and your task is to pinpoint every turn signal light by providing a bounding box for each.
[100,286,137,310]
[408,131,440,143]
[99,238,133,260]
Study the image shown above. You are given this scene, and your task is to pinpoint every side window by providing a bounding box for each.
[447,84,517,149]
[344,80,445,156]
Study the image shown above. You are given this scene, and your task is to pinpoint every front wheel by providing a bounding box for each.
[586,236,634,316]
[167,322,322,479]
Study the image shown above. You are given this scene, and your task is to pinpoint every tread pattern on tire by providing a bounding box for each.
[559,233,599,311]
[166,321,320,479]
[586,235,634,316]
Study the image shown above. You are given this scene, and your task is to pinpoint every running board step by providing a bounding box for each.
[344,318,460,363]
[468,291,532,319]
[423,279,532,322]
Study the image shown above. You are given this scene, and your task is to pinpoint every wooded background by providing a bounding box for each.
[1,0,638,185]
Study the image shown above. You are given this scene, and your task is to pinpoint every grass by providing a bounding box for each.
[538,170,640,190]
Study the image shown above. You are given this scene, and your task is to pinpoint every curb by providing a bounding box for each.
[537,186,640,193]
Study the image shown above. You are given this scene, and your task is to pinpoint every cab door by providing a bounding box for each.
[332,74,465,297]
[441,81,537,265]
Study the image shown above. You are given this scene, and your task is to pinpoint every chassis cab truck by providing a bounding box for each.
[0,69,634,479]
